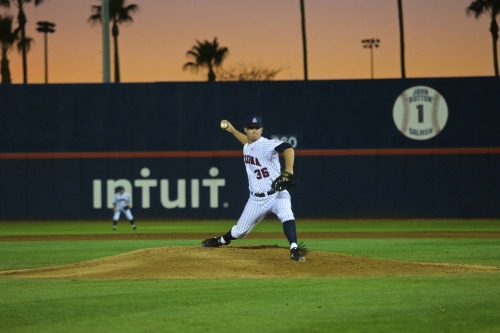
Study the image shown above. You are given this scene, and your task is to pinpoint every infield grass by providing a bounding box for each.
[1,238,500,270]
[1,218,500,235]
[0,220,499,333]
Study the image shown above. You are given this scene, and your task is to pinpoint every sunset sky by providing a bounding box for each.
[0,0,496,84]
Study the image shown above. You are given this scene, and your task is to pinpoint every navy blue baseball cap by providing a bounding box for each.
[244,115,263,128]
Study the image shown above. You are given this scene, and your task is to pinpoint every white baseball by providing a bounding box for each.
[220,121,228,129]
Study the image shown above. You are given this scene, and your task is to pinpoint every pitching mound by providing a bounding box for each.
[1,245,498,279]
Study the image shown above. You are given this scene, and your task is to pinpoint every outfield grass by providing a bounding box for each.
[1,275,499,333]
[0,220,499,333]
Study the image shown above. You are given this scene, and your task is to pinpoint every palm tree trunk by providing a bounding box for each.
[113,35,120,82]
[397,0,406,79]
[1,49,11,84]
[492,37,499,77]
[18,8,28,83]
[112,22,120,83]
[300,0,308,81]
[490,19,499,77]
[208,65,215,82]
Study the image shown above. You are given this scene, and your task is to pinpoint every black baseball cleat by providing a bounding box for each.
[290,244,306,261]
[201,237,230,247]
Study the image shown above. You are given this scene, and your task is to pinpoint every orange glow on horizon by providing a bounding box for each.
[0,0,495,84]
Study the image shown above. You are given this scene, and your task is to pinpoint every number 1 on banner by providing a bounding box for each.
[417,104,424,123]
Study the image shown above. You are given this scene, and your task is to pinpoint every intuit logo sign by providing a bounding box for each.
[92,167,228,210]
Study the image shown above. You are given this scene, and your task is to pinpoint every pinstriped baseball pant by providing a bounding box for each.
[113,208,134,221]
[230,190,295,239]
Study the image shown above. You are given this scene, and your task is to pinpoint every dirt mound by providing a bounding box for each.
[1,245,498,279]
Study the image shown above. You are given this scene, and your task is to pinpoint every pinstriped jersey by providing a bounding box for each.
[113,192,131,210]
[243,137,283,193]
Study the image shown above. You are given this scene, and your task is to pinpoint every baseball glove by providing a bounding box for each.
[271,171,296,191]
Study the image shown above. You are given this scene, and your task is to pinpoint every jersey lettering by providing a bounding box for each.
[244,155,262,167]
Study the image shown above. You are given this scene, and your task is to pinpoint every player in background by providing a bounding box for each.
[112,186,136,231]
[201,115,305,261]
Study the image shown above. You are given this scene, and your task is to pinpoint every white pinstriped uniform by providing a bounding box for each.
[113,192,134,221]
[230,137,295,239]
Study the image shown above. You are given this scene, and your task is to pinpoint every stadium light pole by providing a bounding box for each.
[102,0,111,83]
[361,38,381,79]
[36,21,56,84]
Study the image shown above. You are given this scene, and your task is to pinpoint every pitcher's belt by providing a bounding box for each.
[250,190,276,197]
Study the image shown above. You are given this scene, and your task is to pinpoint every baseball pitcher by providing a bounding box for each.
[202,115,305,261]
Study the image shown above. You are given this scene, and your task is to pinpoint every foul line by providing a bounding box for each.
[1,147,500,160]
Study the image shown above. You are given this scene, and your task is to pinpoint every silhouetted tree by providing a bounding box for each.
[217,63,284,81]
[397,0,406,78]
[467,0,500,76]
[183,37,229,82]
[0,0,46,84]
[0,14,19,83]
[89,0,139,83]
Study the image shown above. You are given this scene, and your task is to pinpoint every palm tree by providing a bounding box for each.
[300,0,308,81]
[89,0,139,83]
[467,0,500,76]
[183,37,229,82]
[0,0,46,84]
[0,14,19,83]
[397,0,406,78]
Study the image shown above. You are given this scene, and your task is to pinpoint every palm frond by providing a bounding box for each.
[16,36,32,53]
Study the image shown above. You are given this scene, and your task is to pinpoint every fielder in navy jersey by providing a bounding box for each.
[201,115,305,261]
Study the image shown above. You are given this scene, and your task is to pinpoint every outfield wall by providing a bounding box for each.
[0,77,499,219]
